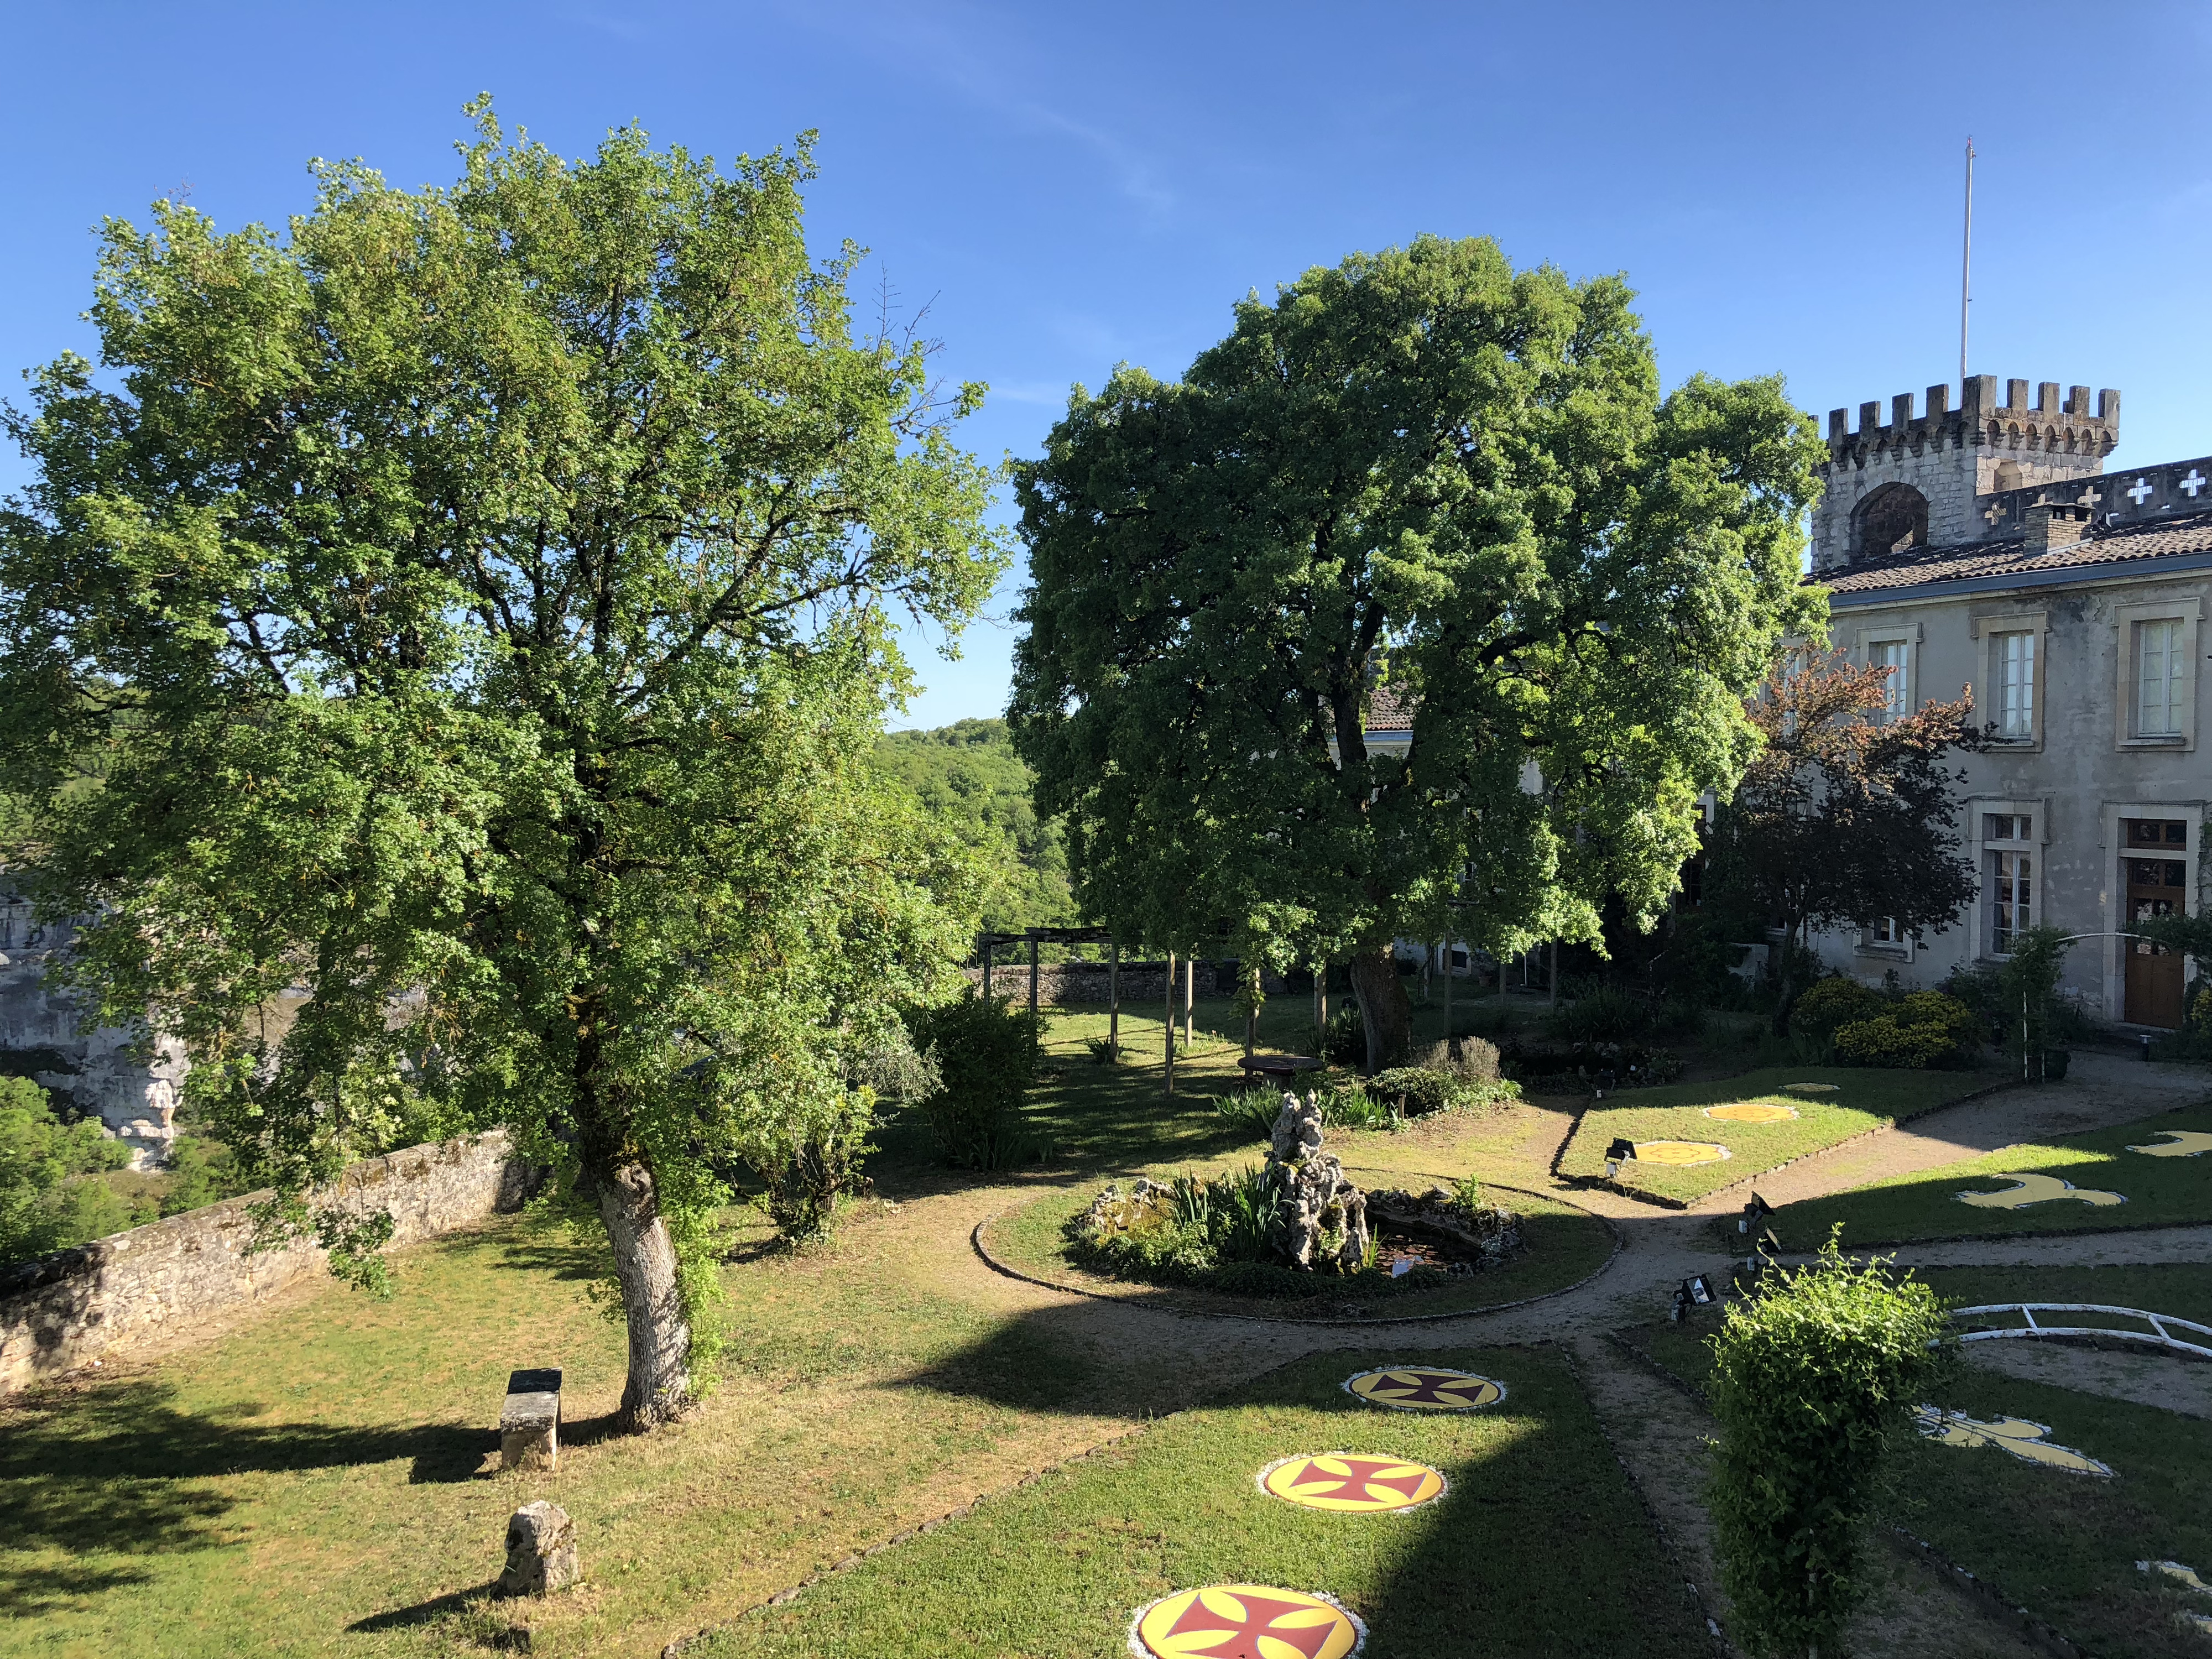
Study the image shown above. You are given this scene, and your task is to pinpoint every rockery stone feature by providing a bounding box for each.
[1267,1092,1370,1272]
[500,1501,578,1596]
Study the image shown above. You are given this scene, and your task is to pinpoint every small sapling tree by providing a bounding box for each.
[1707,1234,1950,1657]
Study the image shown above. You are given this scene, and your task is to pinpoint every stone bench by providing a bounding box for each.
[500,1368,562,1472]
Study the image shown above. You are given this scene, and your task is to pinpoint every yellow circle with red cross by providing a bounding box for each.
[1343,1366,1505,1412]
[1704,1102,1798,1124]
[1635,1140,1731,1165]
[1259,1452,1446,1513]
[1130,1585,1364,1659]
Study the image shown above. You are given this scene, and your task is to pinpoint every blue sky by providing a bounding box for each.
[6,2,2210,727]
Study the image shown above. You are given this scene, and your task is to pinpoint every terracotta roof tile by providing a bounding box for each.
[1365,682,1417,732]
[1823,509,2212,596]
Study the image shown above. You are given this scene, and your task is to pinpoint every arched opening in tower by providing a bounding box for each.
[1851,483,1930,560]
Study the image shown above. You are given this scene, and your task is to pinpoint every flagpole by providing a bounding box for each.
[1960,137,1975,389]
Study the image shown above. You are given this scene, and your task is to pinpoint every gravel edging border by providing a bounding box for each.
[1554,1075,2021,1213]
[968,1181,1624,1328]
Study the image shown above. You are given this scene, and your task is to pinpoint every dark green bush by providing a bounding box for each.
[1788,975,1885,1051]
[1708,1237,1949,1657]
[1546,983,1653,1043]
[1368,1065,1520,1118]
[902,992,1040,1169]
[1321,1003,1365,1066]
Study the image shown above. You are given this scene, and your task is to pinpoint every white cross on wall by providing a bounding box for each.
[2182,468,2207,498]
[2127,477,2156,505]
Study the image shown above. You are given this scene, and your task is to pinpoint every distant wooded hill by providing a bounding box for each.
[875,718,1075,936]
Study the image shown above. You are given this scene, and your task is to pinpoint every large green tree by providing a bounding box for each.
[1010,237,1826,1068]
[0,106,1004,1427]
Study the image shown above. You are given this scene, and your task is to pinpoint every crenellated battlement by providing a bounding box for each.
[1824,375,2119,464]
[1810,375,2121,573]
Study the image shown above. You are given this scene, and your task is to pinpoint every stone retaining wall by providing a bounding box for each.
[0,1130,538,1396]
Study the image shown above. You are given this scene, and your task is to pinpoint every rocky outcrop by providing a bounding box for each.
[1266,1092,1370,1272]
[0,900,186,1167]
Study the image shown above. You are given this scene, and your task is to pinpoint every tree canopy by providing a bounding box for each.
[874,719,1075,936]
[1705,648,1980,1028]
[0,103,1006,1426]
[1009,236,1826,1066]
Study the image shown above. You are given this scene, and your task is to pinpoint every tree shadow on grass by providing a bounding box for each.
[0,1378,491,1615]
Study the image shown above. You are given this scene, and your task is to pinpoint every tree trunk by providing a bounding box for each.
[595,1158,693,1431]
[1348,945,1413,1074]
[1770,913,1803,1036]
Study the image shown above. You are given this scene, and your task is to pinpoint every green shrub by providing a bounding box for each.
[1407,1036,1504,1084]
[902,992,1040,1169]
[1082,1035,1118,1065]
[1832,991,1976,1069]
[1546,983,1653,1043]
[1368,1065,1521,1118]
[1321,1003,1365,1066]
[1317,1081,1395,1130]
[1,1077,134,1266]
[1212,1086,1286,1142]
[1707,1235,1949,1657]
[1787,975,1885,1050]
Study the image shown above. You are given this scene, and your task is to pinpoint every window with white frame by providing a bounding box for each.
[1870,916,1905,947]
[1869,639,1907,721]
[2137,618,2186,737]
[1994,630,2036,739]
[1984,812,2034,954]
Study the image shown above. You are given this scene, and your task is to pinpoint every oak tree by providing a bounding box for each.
[1010,237,1825,1067]
[0,106,1004,1427]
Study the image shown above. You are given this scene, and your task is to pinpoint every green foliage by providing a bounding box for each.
[1367,1065,1517,1118]
[1832,992,1976,1070]
[1321,1003,1367,1066]
[0,102,1004,1410]
[1010,236,1827,1065]
[902,993,1041,1169]
[0,1077,134,1265]
[1081,1035,1118,1065]
[1991,924,2075,1078]
[1788,976,1885,1054]
[158,1132,242,1216]
[1706,650,1983,1031]
[1706,1234,1951,1656]
[874,719,1073,937]
[1067,1168,1406,1297]
[1546,984,1657,1044]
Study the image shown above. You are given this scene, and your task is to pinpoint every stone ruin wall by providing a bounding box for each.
[0,900,187,1167]
[0,1129,537,1396]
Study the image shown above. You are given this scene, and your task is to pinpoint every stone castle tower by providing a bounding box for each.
[1810,375,2120,574]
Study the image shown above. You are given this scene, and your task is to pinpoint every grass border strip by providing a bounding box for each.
[1784,1218,2212,1255]
[1564,1074,2021,1212]
[969,1181,1624,1328]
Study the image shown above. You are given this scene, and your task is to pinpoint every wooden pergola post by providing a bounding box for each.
[1183,956,1195,1048]
[1164,950,1177,1097]
[980,935,994,1003]
[1027,930,1041,1025]
[1442,938,1452,1051]
[1243,961,1259,1058]
[1108,939,1121,1059]
[1550,941,1559,1010]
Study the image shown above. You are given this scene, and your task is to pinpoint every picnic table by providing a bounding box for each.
[1237,1053,1326,1082]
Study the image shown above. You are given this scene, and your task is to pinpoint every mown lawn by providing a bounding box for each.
[2,998,1594,1659]
[701,1345,1716,1659]
[1555,1066,1994,1204]
[1771,1104,2212,1250]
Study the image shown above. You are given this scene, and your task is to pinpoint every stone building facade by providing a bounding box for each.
[1808,375,2210,1027]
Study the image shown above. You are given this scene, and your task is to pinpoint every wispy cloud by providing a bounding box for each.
[773,1,1177,220]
